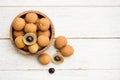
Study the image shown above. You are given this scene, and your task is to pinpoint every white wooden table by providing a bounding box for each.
[0,0,120,80]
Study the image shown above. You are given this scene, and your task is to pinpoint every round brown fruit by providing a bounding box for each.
[13,18,25,31]
[38,53,51,65]
[15,36,25,48]
[38,35,50,47]
[61,45,74,57]
[37,30,50,37]
[25,13,38,23]
[37,18,50,31]
[55,36,67,49]
[24,23,37,33]
[13,31,25,37]
[28,43,39,54]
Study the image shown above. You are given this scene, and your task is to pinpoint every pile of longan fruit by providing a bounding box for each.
[38,36,74,74]
[12,12,51,54]
[11,11,74,74]
[38,36,74,65]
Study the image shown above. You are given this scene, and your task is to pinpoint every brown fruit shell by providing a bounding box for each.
[52,53,64,64]
[10,10,55,55]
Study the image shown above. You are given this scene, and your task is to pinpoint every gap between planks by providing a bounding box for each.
[1,37,120,40]
[0,69,120,71]
[1,5,120,7]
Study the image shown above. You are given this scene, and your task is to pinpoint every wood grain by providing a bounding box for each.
[0,7,120,38]
[0,0,120,6]
[0,39,120,69]
[0,70,120,80]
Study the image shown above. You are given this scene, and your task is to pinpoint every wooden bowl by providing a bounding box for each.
[10,10,55,55]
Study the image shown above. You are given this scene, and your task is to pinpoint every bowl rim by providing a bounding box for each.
[10,10,55,55]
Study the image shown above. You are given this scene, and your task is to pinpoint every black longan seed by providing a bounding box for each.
[54,56,61,61]
[49,68,55,74]
[26,36,33,42]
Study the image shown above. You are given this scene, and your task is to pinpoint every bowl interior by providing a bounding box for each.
[10,10,55,55]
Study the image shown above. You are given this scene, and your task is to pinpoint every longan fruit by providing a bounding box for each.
[37,18,50,31]
[13,18,25,31]
[38,53,51,65]
[28,43,39,54]
[25,13,38,23]
[37,30,50,37]
[15,36,25,48]
[24,23,37,33]
[61,45,74,57]
[55,36,67,49]
[13,31,25,37]
[38,35,50,47]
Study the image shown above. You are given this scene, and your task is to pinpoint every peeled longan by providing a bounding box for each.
[13,18,25,31]
[28,43,39,54]
[52,53,64,64]
[15,36,25,48]
[61,45,74,57]
[24,23,37,33]
[38,35,50,47]
[38,53,51,65]
[25,13,38,23]
[13,31,25,37]
[37,18,50,31]
[37,30,50,37]
[55,36,67,49]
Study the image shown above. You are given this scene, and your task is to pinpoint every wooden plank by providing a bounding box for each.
[0,0,120,6]
[0,70,120,80]
[0,7,120,38]
[0,39,120,69]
